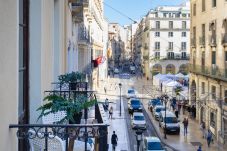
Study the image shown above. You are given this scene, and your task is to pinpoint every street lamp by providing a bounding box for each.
[119,83,122,116]
[136,129,143,151]
[161,94,169,139]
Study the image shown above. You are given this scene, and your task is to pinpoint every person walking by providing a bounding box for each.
[175,107,179,119]
[207,130,212,147]
[111,131,118,151]
[182,117,189,136]
[200,121,206,138]
[109,106,113,119]
[197,145,202,151]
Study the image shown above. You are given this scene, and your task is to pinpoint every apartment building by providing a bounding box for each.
[72,0,107,89]
[190,0,227,144]
[135,2,190,79]
[108,23,130,68]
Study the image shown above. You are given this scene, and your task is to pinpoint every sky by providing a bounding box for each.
[104,0,188,26]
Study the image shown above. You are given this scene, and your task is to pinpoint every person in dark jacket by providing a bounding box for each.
[111,131,118,150]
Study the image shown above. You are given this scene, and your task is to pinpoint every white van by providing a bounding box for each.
[153,105,165,120]
[159,111,180,134]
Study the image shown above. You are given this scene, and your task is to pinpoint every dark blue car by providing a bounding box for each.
[148,99,162,112]
[128,99,142,114]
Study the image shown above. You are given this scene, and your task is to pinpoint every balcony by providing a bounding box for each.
[163,54,190,60]
[78,26,90,46]
[190,64,227,81]
[191,38,196,48]
[209,34,217,47]
[166,47,173,51]
[222,33,227,47]
[199,36,206,47]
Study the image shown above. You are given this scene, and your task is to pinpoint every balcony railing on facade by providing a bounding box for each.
[190,64,227,81]
[191,38,196,48]
[209,34,217,47]
[166,47,173,51]
[78,26,90,45]
[69,0,89,6]
[222,33,227,47]
[162,55,190,60]
[199,36,206,47]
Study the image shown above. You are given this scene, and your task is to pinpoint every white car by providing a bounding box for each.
[153,105,165,120]
[142,137,165,151]
[131,112,146,130]
[127,89,136,99]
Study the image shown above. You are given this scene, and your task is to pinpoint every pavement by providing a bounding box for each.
[96,77,130,151]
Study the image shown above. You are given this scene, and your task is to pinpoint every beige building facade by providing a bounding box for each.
[190,0,227,144]
[0,0,78,150]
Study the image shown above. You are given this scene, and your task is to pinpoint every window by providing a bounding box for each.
[182,21,187,29]
[168,32,173,37]
[163,13,167,18]
[182,14,187,17]
[156,21,160,29]
[202,24,205,38]
[210,112,216,128]
[181,52,187,58]
[167,52,174,59]
[155,32,160,37]
[193,3,196,16]
[212,51,216,65]
[211,86,216,99]
[155,52,160,58]
[201,82,205,94]
[169,21,173,29]
[168,42,173,50]
[181,42,187,50]
[155,42,160,50]
[225,51,227,62]
[155,13,158,18]
[202,0,206,12]
[169,13,172,18]
[225,90,227,104]
[182,32,187,37]
[202,51,205,66]
[212,0,216,7]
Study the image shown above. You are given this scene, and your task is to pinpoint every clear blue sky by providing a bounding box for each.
[104,0,187,25]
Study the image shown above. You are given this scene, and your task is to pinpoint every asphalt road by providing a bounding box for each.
[123,97,158,151]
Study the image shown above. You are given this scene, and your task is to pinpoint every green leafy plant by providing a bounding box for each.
[174,86,183,95]
[37,94,97,123]
[58,72,86,84]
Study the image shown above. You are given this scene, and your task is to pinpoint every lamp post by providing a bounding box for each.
[119,83,122,116]
[161,94,168,139]
[136,129,143,151]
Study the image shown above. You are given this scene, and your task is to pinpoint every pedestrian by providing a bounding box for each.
[111,131,118,151]
[200,121,206,138]
[197,145,202,151]
[160,82,163,92]
[175,108,179,119]
[104,87,107,94]
[207,130,212,147]
[109,106,113,119]
[182,117,189,136]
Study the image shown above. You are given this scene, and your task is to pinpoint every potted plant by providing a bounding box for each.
[37,94,97,124]
[58,72,86,90]
[174,86,183,96]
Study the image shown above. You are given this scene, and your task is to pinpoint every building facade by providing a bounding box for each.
[134,2,190,79]
[190,0,227,144]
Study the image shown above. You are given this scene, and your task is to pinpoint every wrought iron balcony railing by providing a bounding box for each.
[199,36,205,47]
[9,123,108,151]
[222,33,227,46]
[78,26,90,45]
[189,64,227,81]
[209,34,217,47]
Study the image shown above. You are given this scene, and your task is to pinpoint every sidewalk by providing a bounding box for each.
[97,78,130,151]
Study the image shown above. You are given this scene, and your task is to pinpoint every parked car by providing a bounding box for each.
[142,137,165,151]
[159,111,180,134]
[131,112,146,130]
[148,99,162,112]
[128,99,142,114]
[130,65,136,74]
[153,105,165,120]
[114,68,119,74]
[127,88,136,99]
